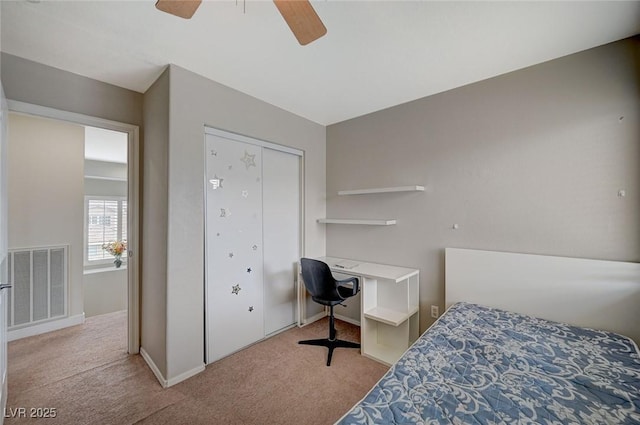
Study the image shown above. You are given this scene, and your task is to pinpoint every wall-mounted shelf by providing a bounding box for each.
[338,185,425,196]
[317,219,396,226]
[84,175,127,182]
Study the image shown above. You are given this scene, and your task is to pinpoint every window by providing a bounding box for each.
[85,197,127,265]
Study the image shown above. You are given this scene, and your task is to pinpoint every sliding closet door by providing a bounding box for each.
[205,134,265,363]
[263,148,300,335]
[205,128,302,364]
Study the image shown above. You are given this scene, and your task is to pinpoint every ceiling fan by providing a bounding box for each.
[155,0,327,46]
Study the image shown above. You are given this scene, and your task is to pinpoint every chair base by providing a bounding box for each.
[298,338,360,366]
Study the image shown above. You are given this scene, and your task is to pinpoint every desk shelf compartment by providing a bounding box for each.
[362,316,419,366]
[361,273,420,365]
[364,305,419,327]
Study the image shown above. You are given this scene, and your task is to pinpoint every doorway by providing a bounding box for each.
[6,101,139,354]
[83,126,128,318]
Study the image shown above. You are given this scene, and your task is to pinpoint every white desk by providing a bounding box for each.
[297,257,420,366]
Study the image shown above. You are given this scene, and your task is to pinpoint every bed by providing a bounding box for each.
[336,249,640,424]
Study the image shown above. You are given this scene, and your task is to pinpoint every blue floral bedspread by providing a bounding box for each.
[337,302,640,424]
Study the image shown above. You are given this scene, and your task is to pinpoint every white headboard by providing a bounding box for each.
[445,248,640,344]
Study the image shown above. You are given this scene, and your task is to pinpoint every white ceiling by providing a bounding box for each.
[2,1,640,125]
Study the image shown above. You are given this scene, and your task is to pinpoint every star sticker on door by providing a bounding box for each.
[231,284,241,295]
[240,150,256,170]
[209,175,224,190]
[247,267,252,273]
[248,306,254,312]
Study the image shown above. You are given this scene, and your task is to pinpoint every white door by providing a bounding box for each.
[204,130,301,363]
[0,84,9,424]
[205,134,265,363]
[263,148,300,335]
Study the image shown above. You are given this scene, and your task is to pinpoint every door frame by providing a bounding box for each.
[7,100,141,354]
[0,83,9,425]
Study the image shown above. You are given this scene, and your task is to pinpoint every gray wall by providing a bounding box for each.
[8,113,85,319]
[83,268,127,317]
[141,68,169,378]
[162,65,326,382]
[326,37,640,332]
[1,54,143,126]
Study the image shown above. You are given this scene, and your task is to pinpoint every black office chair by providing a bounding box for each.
[298,258,360,366]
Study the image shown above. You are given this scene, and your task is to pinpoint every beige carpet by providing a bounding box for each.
[6,312,388,425]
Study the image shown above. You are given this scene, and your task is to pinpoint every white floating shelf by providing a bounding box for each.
[317,219,396,226]
[84,175,127,182]
[364,306,419,327]
[338,185,425,196]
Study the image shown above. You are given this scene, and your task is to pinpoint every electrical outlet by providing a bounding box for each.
[431,305,439,318]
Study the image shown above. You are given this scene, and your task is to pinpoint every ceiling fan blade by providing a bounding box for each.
[155,0,202,19]
[273,0,327,46]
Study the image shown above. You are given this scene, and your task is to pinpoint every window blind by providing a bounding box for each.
[86,199,126,262]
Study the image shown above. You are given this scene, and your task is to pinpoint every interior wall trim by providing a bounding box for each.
[140,347,168,388]
[8,313,84,342]
[204,126,304,157]
[166,363,206,388]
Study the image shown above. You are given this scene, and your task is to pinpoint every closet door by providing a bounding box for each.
[262,148,300,335]
[205,134,264,363]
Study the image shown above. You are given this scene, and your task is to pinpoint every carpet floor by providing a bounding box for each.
[6,311,388,424]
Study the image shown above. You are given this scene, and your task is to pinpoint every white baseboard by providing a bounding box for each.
[140,347,204,388]
[334,314,360,327]
[298,311,327,327]
[140,347,168,388]
[166,364,205,387]
[8,314,85,342]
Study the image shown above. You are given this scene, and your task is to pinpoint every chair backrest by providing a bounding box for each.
[300,258,342,303]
